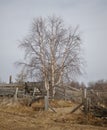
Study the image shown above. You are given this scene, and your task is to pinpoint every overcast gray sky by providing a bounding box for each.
[0,0,107,84]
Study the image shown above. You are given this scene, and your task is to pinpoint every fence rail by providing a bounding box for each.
[0,83,46,98]
[0,83,24,88]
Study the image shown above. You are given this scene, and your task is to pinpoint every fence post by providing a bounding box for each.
[45,96,49,111]
[83,88,88,114]
[14,87,18,101]
[9,75,12,84]
[33,87,36,96]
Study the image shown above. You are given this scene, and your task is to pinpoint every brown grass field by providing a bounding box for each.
[0,98,107,130]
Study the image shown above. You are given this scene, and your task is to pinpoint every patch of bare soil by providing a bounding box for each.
[0,99,107,130]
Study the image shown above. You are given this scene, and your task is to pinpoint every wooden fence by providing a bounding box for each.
[0,83,107,115]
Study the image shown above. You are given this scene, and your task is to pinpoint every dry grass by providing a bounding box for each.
[0,98,107,130]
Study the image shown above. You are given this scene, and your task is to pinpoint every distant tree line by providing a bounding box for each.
[88,79,107,91]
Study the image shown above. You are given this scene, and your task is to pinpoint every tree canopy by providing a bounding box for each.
[17,16,84,96]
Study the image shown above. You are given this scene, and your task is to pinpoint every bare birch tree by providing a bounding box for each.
[17,16,83,97]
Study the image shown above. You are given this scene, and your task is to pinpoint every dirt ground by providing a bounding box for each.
[0,98,107,130]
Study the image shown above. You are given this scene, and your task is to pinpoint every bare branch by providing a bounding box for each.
[16,15,84,97]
